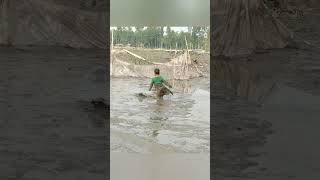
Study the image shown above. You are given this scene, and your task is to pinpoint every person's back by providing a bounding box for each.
[149,68,172,97]
[152,75,164,89]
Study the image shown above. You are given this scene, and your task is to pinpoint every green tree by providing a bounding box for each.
[112,26,209,50]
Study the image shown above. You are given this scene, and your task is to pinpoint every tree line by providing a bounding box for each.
[111,27,210,51]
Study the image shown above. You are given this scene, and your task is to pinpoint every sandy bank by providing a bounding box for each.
[111,153,209,180]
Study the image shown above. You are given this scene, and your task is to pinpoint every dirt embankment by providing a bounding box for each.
[113,47,209,63]
[112,47,210,76]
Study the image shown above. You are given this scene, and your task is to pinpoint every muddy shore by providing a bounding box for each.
[0,47,108,179]
[212,13,320,179]
[111,153,210,180]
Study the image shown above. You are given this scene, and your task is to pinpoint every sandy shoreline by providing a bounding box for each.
[111,153,209,180]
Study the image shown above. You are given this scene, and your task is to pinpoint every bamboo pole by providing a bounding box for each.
[184,36,190,77]
[111,29,114,51]
[111,29,114,75]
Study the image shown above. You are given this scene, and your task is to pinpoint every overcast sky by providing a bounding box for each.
[110,26,189,33]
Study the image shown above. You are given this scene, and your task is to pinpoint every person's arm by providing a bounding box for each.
[163,80,172,88]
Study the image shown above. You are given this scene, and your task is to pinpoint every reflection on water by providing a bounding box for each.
[212,59,278,177]
[212,57,320,178]
[111,77,210,153]
[213,60,277,104]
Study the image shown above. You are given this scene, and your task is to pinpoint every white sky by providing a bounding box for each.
[110,26,189,33]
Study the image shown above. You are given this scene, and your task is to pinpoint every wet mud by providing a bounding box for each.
[0,47,108,179]
[212,13,320,179]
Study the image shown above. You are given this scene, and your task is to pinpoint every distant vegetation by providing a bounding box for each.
[111,27,210,51]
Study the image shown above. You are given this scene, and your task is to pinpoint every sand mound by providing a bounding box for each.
[0,0,107,48]
[212,0,292,58]
[111,49,206,80]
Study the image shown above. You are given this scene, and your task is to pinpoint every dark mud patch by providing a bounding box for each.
[212,80,274,178]
[1,47,108,179]
[212,14,320,179]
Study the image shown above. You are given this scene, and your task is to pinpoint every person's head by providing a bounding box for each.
[154,68,160,75]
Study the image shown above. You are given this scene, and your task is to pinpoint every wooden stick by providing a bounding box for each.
[123,49,146,61]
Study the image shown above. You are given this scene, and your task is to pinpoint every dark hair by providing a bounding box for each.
[154,68,160,74]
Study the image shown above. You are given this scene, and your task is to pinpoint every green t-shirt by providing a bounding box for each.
[151,75,164,85]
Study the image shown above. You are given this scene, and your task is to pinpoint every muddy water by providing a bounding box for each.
[110,77,210,153]
[0,47,108,179]
[212,47,320,178]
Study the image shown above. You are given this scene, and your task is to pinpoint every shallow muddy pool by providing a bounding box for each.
[110,77,210,153]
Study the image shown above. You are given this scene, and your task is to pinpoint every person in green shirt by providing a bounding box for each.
[149,68,173,97]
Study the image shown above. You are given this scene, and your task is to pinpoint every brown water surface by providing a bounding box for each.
[110,77,210,153]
